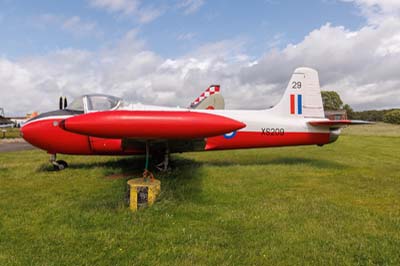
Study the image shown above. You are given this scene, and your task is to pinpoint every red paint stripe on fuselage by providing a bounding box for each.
[205,131,330,150]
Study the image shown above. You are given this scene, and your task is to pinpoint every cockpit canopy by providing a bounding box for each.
[67,94,122,113]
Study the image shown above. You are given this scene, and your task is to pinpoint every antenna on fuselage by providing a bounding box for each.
[59,97,63,110]
[59,97,68,110]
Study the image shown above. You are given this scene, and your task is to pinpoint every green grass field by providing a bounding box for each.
[0,124,399,265]
[342,122,400,137]
[0,128,21,139]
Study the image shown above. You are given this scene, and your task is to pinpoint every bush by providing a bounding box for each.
[383,110,400,124]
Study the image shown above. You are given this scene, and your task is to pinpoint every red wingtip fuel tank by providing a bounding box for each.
[60,110,246,139]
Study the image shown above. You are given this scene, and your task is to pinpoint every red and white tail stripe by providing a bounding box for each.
[190,85,220,108]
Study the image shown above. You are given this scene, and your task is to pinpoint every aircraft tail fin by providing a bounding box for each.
[271,67,325,118]
[190,85,225,110]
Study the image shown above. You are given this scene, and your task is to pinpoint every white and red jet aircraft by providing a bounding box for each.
[21,67,362,170]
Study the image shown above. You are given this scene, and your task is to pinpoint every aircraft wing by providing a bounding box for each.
[122,138,207,153]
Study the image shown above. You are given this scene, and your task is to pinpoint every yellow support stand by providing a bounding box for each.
[127,178,161,211]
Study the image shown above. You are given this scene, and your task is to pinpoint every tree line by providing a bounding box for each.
[321,91,400,124]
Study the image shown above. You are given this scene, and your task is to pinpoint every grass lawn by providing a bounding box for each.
[342,122,400,137]
[0,124,399,265]
[0,128,21,139]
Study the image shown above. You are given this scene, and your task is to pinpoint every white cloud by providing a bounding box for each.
[345,0,400,12]
[177,0,205,15]
[88,0,163,23]
[34,14,101,38]
[136,6,164,24]
[341,0,400,23]
[177,32,196,41]
[2,2,400,115]
[62,16,99,37]
[88,0,138,14]
[241,17,400,109]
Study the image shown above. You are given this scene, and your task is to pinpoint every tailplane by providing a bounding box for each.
[308,120,374,128]
[271,67,325,118]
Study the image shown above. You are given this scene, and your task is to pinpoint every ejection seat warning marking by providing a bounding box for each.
[137,187,148,208]
[261,128,285,136]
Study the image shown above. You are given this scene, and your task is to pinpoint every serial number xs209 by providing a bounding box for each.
[261,128,285,136]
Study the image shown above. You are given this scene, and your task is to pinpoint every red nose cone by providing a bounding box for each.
[61,111,246,139]
[20,116,95,154]
[20,122,35,144]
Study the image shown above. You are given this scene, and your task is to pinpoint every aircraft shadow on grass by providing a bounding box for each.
[36,155,346,209]
[38,156,206,206]
[38,154,345,172]
[39,156,203,173]
[205,157,347,169]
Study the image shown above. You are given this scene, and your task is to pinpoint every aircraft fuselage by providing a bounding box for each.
[21,108,335,156]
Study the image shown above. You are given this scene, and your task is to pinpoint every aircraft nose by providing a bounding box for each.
[20,122,34,143]
[20,119,59,151]
[20,120,48,147]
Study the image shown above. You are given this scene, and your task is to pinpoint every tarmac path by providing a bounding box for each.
[0,139,35,152]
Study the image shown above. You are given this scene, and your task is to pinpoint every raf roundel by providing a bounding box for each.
[223,131,237,139]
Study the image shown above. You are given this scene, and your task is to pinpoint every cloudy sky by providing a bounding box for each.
[0,0,399,115]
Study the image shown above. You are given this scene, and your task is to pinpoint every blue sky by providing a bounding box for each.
[0,0,365,58]
[1,0,400,115]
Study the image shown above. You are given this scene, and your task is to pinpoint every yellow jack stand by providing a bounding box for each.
[127,178,161,211]
[127,142,161,211]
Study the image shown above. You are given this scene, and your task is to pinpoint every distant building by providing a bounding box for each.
[325,110,347,120]
[7,117,26,127]
[0,115,14,127]
[0,110,39,128]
